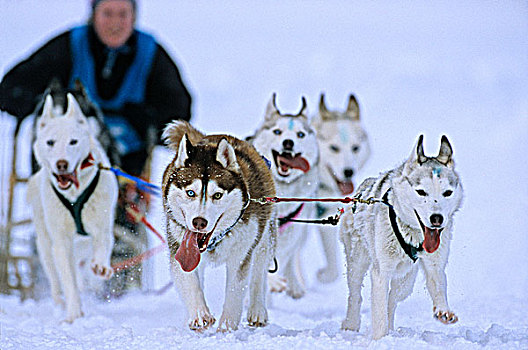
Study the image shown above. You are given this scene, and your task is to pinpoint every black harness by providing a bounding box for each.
[278,203,305,228]
[51,170,101,236]
[382,189,423,262]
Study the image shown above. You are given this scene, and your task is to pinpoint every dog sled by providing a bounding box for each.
[0,86,158,301]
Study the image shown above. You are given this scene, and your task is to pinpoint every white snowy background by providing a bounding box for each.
[1,0,527,349]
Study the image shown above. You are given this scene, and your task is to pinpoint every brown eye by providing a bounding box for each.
[330,145,340,153]
[47,139,55,147]
[213,192,223,200]
[443,190,453,197]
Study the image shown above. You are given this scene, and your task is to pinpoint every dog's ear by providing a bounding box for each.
[345,94,360,121]
[409,134,428,165]
[436,135,454,166]
[216,138,240,172]
[265,93,280,120]
[175,134,191,168]
[318,93,331,121]
[38,94,55,129]
[296,96,308,117]
[65,93,88,126]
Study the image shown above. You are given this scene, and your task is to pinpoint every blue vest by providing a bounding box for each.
[69,25,157,154]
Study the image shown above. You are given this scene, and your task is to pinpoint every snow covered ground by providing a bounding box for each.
[1,1,527,349]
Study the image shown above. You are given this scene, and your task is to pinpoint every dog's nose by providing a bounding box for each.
[430,214,443,227]
[283,139,294,151]
[344,168,354,178]
[192,217,208,231]
[56,160,69,173]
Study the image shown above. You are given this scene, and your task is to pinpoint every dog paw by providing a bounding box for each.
[63,309,84,324]
[247,305,268,328]
[433,307,458,325]
[341,318,360,332]
[91,262,114,280]
[217,312,240,332]
[268,274,287,293]
[286,285,305,299]
[316,267,339,284]
[188,310,216,332]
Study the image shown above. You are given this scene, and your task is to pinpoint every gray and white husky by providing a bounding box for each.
[340,135,463,339]
[250,94,319,298]
[162,121,277,332]
[312,93,370,283]
[27,93,117,323]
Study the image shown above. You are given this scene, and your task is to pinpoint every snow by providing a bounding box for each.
[1,1,527,349]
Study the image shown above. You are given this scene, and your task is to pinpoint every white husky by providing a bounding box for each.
[251,94,319,298]
[27,93,117,323]
[312,93,370,283]
[340,135,462,339]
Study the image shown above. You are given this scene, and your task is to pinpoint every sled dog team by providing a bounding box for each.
[28,90,463,339]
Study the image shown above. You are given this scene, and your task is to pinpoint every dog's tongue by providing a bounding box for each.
[57,173,79,188]
[423,227,441,253]
[174,230,201,272]
[338,181,354,195]
[278,155,310,173]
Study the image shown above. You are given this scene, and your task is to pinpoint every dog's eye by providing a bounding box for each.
[273,129,282,135]
[330,145,340,153]
[69,139,78,146]
[297,131,305,138]
[416,189,427,196]
[443,190,453,197]
[186,190,196,198]
[352,145,360,153]
[46,140,55,147]
[212,192,223,200]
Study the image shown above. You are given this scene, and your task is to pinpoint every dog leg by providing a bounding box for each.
[316,225,339,283]
[52,239,83,323]
[421,259,458,325]
[387,267,418,330]
[284,251,305,299]
[170,259,215,331]
[341,231,369,332]
[370,266,390,339]
[28,178,64,307]
[218,254,251,332]
[247,238,272,327]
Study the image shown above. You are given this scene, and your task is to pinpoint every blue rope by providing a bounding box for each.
[101,165,161,196]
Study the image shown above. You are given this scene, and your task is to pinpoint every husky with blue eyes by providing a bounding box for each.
[339,135,463,339]
[249,94,319,299]
[162,120,277,332]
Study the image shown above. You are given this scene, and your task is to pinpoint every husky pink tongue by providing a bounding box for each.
[423,227,441,253]
[174,230,201,272]
[56,173,79,188]
[338,181,354,195]
[278,155,310,173]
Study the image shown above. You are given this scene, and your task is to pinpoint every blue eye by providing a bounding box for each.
[273,129,282,135]
[186,190,196,197]
[297,131,305,138]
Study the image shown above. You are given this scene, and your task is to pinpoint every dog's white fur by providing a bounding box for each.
[251,94,319,298]
[312,94,371,283]
[27,94,117,323]
[340,135,462,339]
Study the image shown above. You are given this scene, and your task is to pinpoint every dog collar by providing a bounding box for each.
[382,189,424,262]
[206,197,250,252]
[51,169,101,236]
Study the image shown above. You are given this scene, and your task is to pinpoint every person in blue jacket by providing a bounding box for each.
[0,0,192,177]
